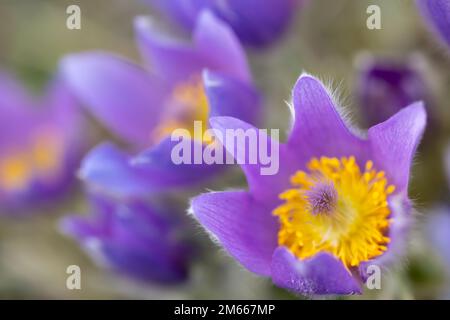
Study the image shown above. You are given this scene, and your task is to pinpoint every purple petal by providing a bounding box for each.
[61,52,168,148]
[191,191,278,276]
[271,247,362,295]
[288,74,368,166]
[144,0,204,30]
[82,139,225,198]
[134,16,206,84]
[356,55,429,127]
[0,71,33,112]
[193,10,251,83]
[131,136,226,189]
[40,75,87,151]
[210,0,299,47]
[145,0,300,47]
[61,195,192,283]
[0,73,86,211]
[209,116,295,204]
[203,70,261,126]
[0,72,36,150]
[134,10,250,84]
[79,143,159,198]
[417,0,450,48]
[368,102,426,192]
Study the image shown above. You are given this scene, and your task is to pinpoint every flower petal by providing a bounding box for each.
[368,101,426,192]
[191,191,278,276]
[82,139,226,198]
[0,71,33,112]
[145,0,203,30]
[131,136,225,189]
[135,10,250,84]
[145,0,300,47]
[61,52,168,148]
[356,55,429,127]
[288,74,368,164]
[193,10,251,83]
[61,195,191,283]
[134,16,205,83]
[203,70,261,126]
[0,72,36,149]
[79,143,159,198]
[210,0,299,47]
[417,0,450,48]
[271,247,362,295]
[209,116,295,204]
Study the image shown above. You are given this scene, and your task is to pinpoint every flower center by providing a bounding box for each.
[0,128,63,192]
[32,128,63,175]
[0,153,31,190]
[273,156,395,268]
[152,76,210,144]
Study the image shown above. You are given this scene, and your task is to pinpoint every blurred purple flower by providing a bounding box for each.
[356,55,429,127]
[145,0,302,47]
[0,71,85,212]
[426,146,450,273]
[61,10,261,197]
[426,207,450,271]
[61,194,193,284]
[417,0,450,49]
[191,74,426,295]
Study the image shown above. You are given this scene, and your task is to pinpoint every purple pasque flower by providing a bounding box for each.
[417,0,450,49]
[0,71,85,212]
[356,55,430,127]
[61,10,261,197]
[61,194,193,284]
[191,74,426,295]
[145,0,302,47]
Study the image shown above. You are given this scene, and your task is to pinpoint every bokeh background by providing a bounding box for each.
[0,0,449,299]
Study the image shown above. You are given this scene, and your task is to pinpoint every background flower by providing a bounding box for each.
[0,71,86,213]
[61,194,194,284]
[355,54,430,127]
[417,0,450,50]
[61,10,261,197]
[145,0,303,47]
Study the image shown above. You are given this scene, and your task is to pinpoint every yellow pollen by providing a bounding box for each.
[0,153,32,190]
[32,129,63,176]
[273,156,395,268]
[152,76,211,144]
[0,128,63,192]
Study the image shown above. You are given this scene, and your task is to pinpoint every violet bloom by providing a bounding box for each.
[0,71,85,212]
[356,56,429,127]
[191,74,426,295]
[146,0,301,47]
[417,0,450,49]
[61,195,193,284]
[61,10,260,197]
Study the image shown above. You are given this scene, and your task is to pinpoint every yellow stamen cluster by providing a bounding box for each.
[273,156,395,268]
[152,76,210,143]
[0,128,63,191]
